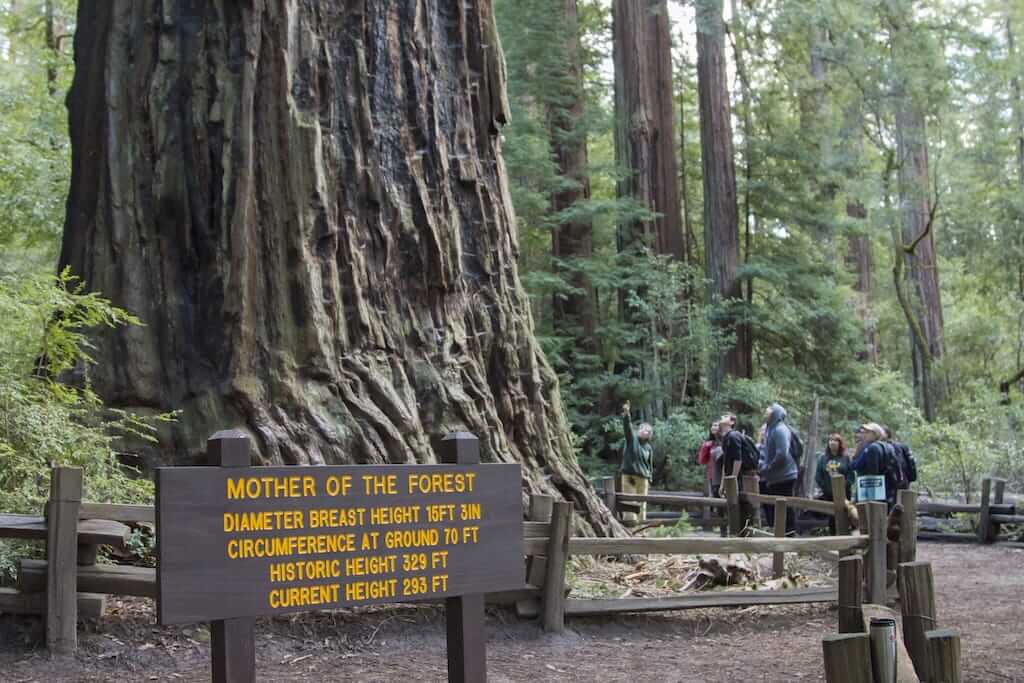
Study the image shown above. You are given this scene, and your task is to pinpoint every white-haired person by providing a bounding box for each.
[619,401,654,522]
[852,422,890,506]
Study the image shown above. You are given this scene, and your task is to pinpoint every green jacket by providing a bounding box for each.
[815,452,854,500]
[620,415,653,480]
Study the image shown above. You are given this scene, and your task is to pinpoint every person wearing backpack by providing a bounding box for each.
[883,425,918,487]
[717,416,758,531]
[760,403,799,533]
[852,423,889,504]
[717,416,759,491]
[619,402,653,522]
[879,424,909,507]
[896,439,917,484]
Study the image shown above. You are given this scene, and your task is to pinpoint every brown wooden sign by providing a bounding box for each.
[156,461,523,625]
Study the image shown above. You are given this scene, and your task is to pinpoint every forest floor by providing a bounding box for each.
[0,542,1021,682]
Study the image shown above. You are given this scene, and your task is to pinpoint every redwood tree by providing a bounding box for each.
[612,0,683,259]
[59,1,619,534]
[696,0,748,389]
[889,1,946,420]
[550,0,595,349]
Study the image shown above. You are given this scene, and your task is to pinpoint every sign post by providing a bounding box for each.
[156,430,522,683]
[205,430,256,683]
[439,432,486,683]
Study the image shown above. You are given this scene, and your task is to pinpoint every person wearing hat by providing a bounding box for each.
[619,402,654,522]
[852,422,889,504]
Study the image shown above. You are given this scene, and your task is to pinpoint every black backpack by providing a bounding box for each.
[789,429,805,471]
[737,432,761,473]
[896,443,918,483]
[883,441,909,491]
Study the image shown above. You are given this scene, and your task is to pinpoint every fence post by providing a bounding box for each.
[206,431,256,683]
[439,432,489,683]
[542,500,571,633]
[743,474,762,527]
[526,495,553,588]
[831,474,850,537]
[978,477,994,543]
[897,489,918,564]
[992,478,1006,543]
[773,499,787,578]
[838,555,864,634]
[899,561,937,682]
[599,477,617,521]
[926,628,961,683]
[822,633,873,683]
[46,466,82,656]
[724,477,742,536]
[864,502,887,605]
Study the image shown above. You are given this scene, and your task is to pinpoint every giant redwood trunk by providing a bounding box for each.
[59,1,620,535]
[550,0,595,349]
[696,0,748,390]
[612,0,683,259]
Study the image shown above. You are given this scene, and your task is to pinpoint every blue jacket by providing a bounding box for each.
[761,404,798,485]
[852,441,887,477]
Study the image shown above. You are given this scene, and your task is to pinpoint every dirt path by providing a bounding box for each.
[2,542,1021,682]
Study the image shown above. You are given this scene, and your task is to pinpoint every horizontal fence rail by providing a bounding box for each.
[565,535,868,556]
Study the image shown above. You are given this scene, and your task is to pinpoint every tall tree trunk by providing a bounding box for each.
[697,0,747,390]
[59,1,620,536]
[840,98,879,364]
[1009,10,1024,189]
[728,0,755,382]
[677,49,696,269]
[891,5,946,420]
[612,0,683,259]
[550,0,595,351]
[43,0,57,95]
[1008,7,1024,297]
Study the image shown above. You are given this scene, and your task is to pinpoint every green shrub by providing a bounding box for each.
[0,270,168,576]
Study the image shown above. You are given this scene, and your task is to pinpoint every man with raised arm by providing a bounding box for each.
[619,401,653,522]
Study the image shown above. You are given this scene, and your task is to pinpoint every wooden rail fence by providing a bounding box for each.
[2,465,1003,664]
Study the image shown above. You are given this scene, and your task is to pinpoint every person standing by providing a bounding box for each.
[696,422,723,497]
[760,403,799,533]
[815,433,855,534]
[620,402,653,522]
[852,423,889,505]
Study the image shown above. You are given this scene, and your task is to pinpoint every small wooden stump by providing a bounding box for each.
[897,489,918,564]
[822,633,872,683]
[863,502,887,605]
[926,628,961,683]
[899,561,937,682]
[838,555,864,634]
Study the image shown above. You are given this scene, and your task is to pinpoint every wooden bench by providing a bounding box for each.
[0,513,131,549]
[18,560,156,598]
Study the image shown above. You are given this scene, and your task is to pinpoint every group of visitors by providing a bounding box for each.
[619,402,918,528]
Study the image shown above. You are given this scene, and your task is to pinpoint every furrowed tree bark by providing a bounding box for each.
[549,0,595,352]
[612,0,683,260]
[59,0,621,536]
[697,0,747,391]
